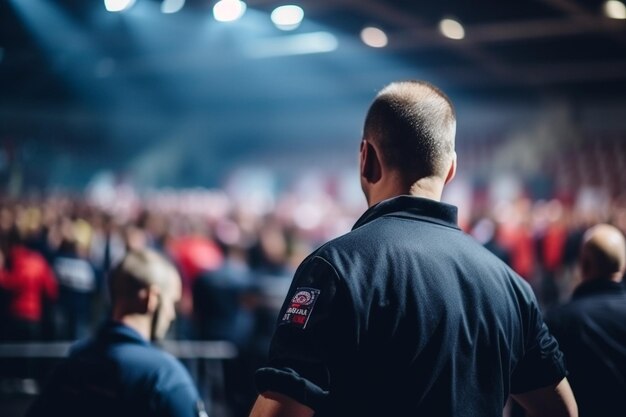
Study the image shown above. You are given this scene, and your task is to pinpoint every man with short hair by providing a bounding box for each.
[28,248,206,417]
[249,81,577,417]
[546,224,626,417]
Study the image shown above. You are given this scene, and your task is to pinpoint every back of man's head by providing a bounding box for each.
[580,224,626,283]
[363,80,456,184]
[109,248,179,307]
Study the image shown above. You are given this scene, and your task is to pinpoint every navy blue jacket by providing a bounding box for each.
[256,196,566,417]
[546,279,626,417]
[28,321,204,417]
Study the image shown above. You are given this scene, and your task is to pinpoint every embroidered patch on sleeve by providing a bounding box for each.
[280,287,321,329]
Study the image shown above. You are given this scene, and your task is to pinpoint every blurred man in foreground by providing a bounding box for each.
[28,249,206,417]
[546,224,626,417]
[249,80,577,417]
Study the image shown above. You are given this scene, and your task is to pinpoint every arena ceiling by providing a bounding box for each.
[2,0,625,101]
[0,0,625,187]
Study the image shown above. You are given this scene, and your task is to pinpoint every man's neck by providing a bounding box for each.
[367,176,444,207]
[113,313,151,341]
[409,177,444,201]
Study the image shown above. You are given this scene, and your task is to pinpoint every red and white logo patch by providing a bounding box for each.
[291,290,315,305]
[280,287,321,329]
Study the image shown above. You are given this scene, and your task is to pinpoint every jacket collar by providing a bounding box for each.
[352,195,460,231]
[572,279,626,300]
[96,321,150,347]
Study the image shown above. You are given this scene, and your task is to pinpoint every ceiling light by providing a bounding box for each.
[604,0,626,19]
[360,27,388,48]
[213,0,247,23]
[271,5,304,31]
[161,0,185,14]
[104,0,136,12]
[439,18,465,40]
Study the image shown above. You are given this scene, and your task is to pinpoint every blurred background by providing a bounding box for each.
[1,0,625,416]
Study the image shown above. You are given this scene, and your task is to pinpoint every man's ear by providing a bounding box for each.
[360,140,382,184]
[444,152,457,185]
[136,286,159,314]
[146,286,161,314]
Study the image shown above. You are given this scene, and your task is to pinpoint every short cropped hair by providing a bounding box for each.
[109,248,180,302]
[582,225,626,279]
[363,80,456,183]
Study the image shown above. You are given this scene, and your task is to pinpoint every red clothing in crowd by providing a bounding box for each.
[542,223,568,273]
[0,246,58,322]
[167,236,223,314]
[167,236,223,282]
[498,225,535,281]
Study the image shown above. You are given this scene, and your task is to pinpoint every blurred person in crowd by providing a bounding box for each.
[554,208,586,300]
[250,81,577,417]
[538,213,568,307]
[498,202,536,283]
[15,204,50,260]
[0,206,15,237]
[167,220,223,286]
[137,210,170,252]
[0,226,57,392]
[193,243,256,417]
[0,229,57,341]
[27,248,206,417]
[193,243,254,346]
[249,222,291,276]
[471,216,511,264]
[52,234,97,340]
[245,219,294,363]
[167,220,223,337]
[88,213,126,282]
[545,224,626,417]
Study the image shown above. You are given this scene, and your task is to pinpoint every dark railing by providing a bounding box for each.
[0,340,238,417]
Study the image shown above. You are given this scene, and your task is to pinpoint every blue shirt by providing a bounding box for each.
[28,321,205,417]
[256,196,566,417]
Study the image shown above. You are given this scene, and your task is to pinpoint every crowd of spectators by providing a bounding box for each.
[467,192,626,307]
[0,181,622,416]
[1,185,625,345]
[0,190,319,344]
[0,188,350,414]
[0,183,624,415]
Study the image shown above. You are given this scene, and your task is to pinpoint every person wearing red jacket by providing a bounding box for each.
[0,233,58,341]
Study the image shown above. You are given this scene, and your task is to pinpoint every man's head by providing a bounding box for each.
[360,80,457,205]
[109,249,182,340]
[580,224,626,283]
